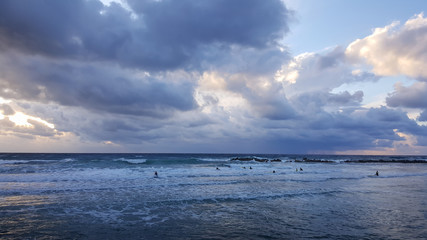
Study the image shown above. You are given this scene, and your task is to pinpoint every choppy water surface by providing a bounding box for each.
[1,154,426,239]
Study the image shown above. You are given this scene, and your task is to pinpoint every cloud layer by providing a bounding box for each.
[346,13,427,80]
[0,0,289,71]
[0,0,427,154]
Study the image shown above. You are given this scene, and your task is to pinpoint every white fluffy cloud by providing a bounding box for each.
[346,12,427,124]
[277,47,377,98]
[346,13,427,80]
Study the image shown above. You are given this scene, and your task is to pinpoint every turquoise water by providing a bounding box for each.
[1,154,426,239]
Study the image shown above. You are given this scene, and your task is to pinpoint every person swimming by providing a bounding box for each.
[216,167,220,170]
[273,170,276,173]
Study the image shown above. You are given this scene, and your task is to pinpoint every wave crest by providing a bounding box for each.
[114,158,147,164]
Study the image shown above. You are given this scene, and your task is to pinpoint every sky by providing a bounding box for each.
[0,0,427,154]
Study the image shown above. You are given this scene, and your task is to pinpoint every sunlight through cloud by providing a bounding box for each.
[8,112,55,129]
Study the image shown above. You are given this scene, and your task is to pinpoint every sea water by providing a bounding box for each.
[0,153,426,239]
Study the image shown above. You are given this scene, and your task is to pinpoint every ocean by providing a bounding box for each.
[1,153,426,239]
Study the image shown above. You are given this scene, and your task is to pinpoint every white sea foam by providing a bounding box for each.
[197,157,230,162]
[0,160,31,164]
[114,158,147,164]
[60,158,77,162]
[2,159,426,203]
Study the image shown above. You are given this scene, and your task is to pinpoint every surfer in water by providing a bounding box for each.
[154,171,158,177]
[375,171,379,176]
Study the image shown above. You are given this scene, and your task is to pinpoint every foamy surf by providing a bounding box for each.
[114,158,147,164]
[0,153,426,240]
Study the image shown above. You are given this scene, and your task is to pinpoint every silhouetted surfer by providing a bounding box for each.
[154,171,158,178]
[273,170,276,173]
[300,168,303,171]
[216,167,220,170]
[375,171,379,176]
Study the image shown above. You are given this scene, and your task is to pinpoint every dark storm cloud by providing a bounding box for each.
[80,117,159,144]
[253,100,427,153]
[367,106,409,122]
[386,82,427,108]
[322,107,425,140]
[128,0,289,47]
[251,92,296,120]
[0,0,291,71]
[299,91,363,107]
[0,54,196,117]
[208,46,289,76]
[299,108,423,152]
[328,91,363,105]
[363,107,425,139]
[0,1,111,57]
[288,91,364,118]
[0,0,291,119]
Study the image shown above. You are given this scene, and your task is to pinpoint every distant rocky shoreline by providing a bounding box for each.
[230,157,282,162]
[345,159,427,163]
[230,157,426,163]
